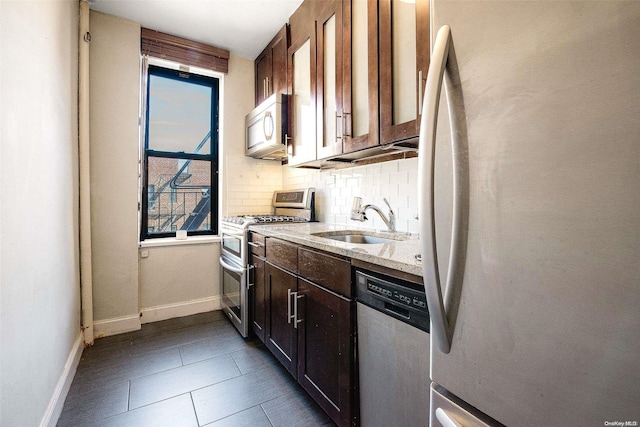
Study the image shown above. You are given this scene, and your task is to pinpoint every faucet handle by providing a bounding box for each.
[383,198,394,214]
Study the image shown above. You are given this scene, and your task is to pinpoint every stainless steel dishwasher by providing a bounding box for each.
[355,269,431,427]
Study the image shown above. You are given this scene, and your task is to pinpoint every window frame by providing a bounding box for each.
[140,64,219,241]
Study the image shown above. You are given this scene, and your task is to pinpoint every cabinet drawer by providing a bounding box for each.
[298,247,351,298]
[249,232,266,257]
[266,237,298,273]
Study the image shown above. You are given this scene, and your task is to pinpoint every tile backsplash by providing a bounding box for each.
[224,154,283,216]
[282,157,420,234]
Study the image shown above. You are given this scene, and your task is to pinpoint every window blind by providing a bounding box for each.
[141,28,229,73]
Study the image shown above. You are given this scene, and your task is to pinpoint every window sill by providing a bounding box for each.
[139,235,220,248]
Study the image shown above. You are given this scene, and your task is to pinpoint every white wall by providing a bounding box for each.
[282,158,420,233]
[88,14,260,329]
[0,1,82,426]
[221,55,283,216]
[139,242,220,323]
[90,11,142,336]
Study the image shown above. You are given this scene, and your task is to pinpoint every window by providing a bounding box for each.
[141,65,219,240]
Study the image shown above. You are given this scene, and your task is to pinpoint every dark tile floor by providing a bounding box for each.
[57,311,334,427]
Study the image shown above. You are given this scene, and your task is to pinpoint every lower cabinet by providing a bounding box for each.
[297,278,354,426]
[265,262,298,376]
[250,256,266,342]
[257,235,357,427]
[249,232,267,342]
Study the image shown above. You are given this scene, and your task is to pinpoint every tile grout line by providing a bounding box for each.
[260,397,279,427]
[189,392,201,427]
[127,380,132,412]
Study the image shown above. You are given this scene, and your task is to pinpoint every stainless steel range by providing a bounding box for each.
[219,188,315,337]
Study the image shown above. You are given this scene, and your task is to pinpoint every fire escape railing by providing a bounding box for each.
[147,131,212,233]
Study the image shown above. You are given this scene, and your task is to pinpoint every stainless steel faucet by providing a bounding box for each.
[350,197,396,232]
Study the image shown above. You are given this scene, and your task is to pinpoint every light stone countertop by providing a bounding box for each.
[248,222,424,277]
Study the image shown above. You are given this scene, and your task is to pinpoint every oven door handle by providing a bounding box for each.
[221,229,246,238]
[219,257,245,274]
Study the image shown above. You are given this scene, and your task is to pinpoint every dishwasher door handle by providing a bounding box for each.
[383,303,411,320]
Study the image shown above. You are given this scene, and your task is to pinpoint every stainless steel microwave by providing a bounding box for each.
[245,93,287,160]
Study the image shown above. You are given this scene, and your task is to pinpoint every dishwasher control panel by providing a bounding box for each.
[356,269,430,333]
[365,280,428,310]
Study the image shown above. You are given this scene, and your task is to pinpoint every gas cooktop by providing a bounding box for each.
[221,188,316,229]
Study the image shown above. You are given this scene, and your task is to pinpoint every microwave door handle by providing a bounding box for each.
[219,257,245,274]
[263,111,274,141]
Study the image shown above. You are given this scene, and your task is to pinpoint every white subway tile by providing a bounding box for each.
[346,177,360,188]
[366,164,381,175]
[379,183,399,198]
[334,214,348,225]
[380,161,398,174]
[377,173,390,186]
[340,186,354,198]
[389,171,408,186]
[407,219,420,234]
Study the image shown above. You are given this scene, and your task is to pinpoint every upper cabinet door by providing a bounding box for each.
[255,25,288,106]
[316,0,345,160]
[287,19,318,166]
[271,26,288,99]
[255,49,272,106]
[342,0,379,153]
[379,0,430,145]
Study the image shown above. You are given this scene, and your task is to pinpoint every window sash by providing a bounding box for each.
[141,65,219,240]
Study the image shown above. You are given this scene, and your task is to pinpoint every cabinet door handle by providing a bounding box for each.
[247,241,264,248]
[266,76,270,96]
[335,111,343,141]
[287,288,294,324]
[343,112,351,138]
[263,78,267,99]
[418,70,424,115]
[247,264,255,288]
[293,293,304,329]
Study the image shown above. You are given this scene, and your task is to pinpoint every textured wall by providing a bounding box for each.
[89,11,141,327]
[0,1,81,425]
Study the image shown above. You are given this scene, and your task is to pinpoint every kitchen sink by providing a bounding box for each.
[311,231,409,245]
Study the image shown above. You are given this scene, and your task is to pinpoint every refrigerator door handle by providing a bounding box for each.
[435,407,464,427]
[418,24,461,354]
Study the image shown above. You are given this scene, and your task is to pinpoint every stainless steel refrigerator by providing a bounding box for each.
[417,1,640,426]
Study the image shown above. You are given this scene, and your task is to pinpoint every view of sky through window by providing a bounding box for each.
[148,75,212,154]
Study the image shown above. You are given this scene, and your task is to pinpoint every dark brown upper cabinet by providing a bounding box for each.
[379,0,431,145]
[290,0,380,164]
[256,0,431,166]
[342,0,380,154]
[255,25,289,106]
[287,1,318,166]
[315,0,346,160]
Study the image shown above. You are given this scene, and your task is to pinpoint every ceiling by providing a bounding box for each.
[87,0,303,60]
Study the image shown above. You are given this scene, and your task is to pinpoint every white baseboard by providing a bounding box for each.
[93,314,142,339]
[41,332,84,427]
[92,296,221,337]
[140,295,221,324]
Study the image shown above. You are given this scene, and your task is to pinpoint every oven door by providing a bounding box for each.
[219,255,249,337]
[220,227,246,265]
